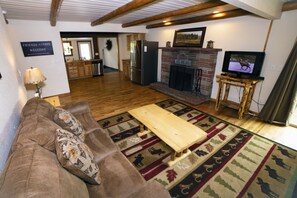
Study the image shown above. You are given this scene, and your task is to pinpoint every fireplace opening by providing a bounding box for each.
[169,64,202,93]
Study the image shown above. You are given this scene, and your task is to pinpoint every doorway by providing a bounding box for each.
[77,40,93,60]
[97,37,119,73]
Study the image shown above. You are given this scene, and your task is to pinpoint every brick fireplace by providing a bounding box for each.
[151,47,222,105]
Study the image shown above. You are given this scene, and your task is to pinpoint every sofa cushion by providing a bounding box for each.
[55,128,101,185]
[84,128,118,163]
[0,143,89,198]
[54,108,85,141]
[127,181,170,198]
[11,114,61,153]
[87,151,146,198]
[21,97,56,120]
[71,112,101,133]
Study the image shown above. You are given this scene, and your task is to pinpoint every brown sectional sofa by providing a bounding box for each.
[0,98,170,198]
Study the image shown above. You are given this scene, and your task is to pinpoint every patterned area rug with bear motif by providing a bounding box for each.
[97,99,297,198]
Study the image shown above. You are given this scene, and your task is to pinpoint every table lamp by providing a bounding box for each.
[24,67,46,97]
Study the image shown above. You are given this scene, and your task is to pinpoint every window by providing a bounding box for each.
[62,41,73,56]
[77,41,92,60]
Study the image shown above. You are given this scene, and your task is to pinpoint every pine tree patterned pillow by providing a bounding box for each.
[54,108,85,141]
[55,128,100,184]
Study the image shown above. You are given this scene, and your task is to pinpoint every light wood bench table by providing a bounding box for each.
[129,104,207,166]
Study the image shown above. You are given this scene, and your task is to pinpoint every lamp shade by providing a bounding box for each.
[24,67,46,85]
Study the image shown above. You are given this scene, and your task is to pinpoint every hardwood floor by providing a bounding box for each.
[59,72,297,150]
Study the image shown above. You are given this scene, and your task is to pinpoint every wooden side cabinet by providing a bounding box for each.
[215,75,263,119]
[44,96,60,107]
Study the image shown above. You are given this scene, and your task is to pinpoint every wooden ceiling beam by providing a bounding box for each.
[50,0,63,26]
[146,9,250,29]
[91,0,158,26]
[122,0,227,28]
[282,1,297,11]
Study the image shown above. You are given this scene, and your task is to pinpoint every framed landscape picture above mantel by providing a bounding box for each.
[173,27,206,48]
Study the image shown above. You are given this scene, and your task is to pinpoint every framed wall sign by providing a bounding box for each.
[21,41,54,57]
[173,27,206,48]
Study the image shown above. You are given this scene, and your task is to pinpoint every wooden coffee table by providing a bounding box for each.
[128,104,207,166]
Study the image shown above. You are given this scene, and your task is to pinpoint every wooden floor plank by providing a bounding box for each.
[59,71,297,150]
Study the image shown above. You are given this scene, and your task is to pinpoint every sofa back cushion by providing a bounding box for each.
[11,114,61,153]
[0,144,89,198]
[21,97,55,120]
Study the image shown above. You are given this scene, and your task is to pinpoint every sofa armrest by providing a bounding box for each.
[127,180,170,198]
[62,101,91,115]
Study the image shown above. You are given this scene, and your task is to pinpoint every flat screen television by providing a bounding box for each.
[222,51,265,78]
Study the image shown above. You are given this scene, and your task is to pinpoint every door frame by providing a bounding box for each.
[77,40,93,60]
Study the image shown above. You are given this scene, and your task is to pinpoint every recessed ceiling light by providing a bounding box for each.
[213,13,225,17]
[2,10,7,14]
[163,20,167,23]
[213,10,220,14]
[164,22,172,26]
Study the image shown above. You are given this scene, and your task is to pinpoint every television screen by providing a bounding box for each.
[222,51,265,77]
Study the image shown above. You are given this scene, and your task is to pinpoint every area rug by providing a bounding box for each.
[97,99,297,198]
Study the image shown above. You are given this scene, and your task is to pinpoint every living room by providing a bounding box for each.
[1,0,297,197]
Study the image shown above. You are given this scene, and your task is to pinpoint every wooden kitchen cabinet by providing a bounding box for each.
[122,59,130,80]
[126,33,145,50]
[84,62,92,77]
[66,62,79,79]
[66,61,93,80]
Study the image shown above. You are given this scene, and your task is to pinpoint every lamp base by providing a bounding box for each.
[35,84,42,98]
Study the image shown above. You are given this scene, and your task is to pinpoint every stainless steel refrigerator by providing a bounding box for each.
[130,40,158,85]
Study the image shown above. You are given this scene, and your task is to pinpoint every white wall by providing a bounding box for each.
[7,20,70,98]
[259,10,297,107]
[147,10,297,112]
[98,37,119,69]
[118,33,131,71]
[0,6,27,172]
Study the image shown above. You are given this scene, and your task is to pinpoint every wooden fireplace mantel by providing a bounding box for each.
[159,47,222,52]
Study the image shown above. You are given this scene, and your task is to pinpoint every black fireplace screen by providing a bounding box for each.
[169,64,202,93]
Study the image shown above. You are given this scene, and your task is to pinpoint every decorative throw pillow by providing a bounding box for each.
[55,128,101,185]
[54,108,85,141]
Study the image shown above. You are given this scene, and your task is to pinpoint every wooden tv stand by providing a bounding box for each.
[215,75,264,119]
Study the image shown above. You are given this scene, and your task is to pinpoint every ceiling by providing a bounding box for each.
[0,0,296,29]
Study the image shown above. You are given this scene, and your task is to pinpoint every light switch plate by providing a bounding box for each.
[144,46,147,52]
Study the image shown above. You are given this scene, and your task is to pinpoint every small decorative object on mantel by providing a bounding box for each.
[166,41,171,47]
[173,27,206,48]
[207,40,214,48]
[106,39,112,51]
